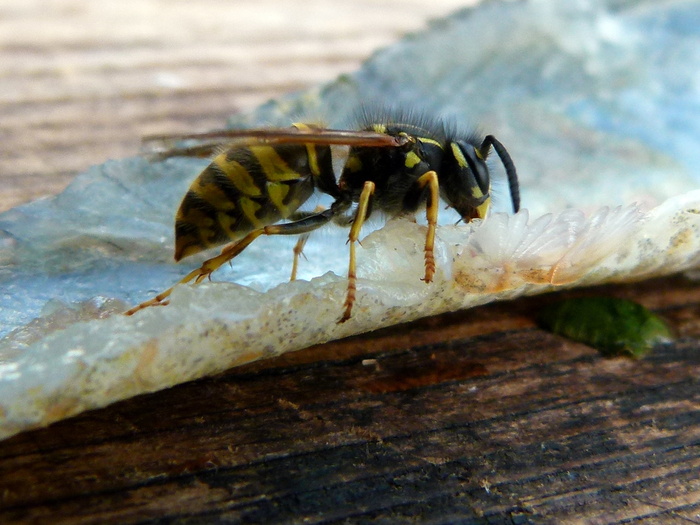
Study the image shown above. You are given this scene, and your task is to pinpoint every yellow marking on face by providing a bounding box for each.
[470,183,484,200]
[240,197,263,227]
[250,146,300,182]
[476,197,491,219]
[450,143,469,169]
[474,147,485,160]
[371,124,387,133]
[267,181,291,217]
[405,151,422,169]
[213,154,262,197]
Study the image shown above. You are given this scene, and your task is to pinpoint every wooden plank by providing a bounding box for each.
[2,1,699,522]
[0,0,470,212]
[0,276,698,523]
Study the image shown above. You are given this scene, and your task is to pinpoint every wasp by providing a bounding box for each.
[125,110,520,322]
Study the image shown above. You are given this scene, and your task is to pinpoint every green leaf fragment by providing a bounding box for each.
[537,297,674,358]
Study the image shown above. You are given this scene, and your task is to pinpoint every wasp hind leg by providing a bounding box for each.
[124,209,337,316]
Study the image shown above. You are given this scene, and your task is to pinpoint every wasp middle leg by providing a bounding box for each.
[339,180,375,324]
[289,206,327,281]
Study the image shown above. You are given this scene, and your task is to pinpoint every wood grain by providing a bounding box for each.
[2,1,700,523]
[1,276,699,523]
[0,0,470,212]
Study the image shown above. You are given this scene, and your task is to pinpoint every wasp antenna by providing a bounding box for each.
[481,135,520,214]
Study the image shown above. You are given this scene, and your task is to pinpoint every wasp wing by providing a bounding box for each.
[143,127,409,160]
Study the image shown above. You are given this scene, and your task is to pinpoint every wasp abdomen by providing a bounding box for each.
[174,143,332,261]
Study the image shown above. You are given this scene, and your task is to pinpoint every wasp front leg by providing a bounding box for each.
[288,206,326,281]
[416,170,439,283]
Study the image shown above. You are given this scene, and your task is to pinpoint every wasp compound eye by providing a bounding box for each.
[449,141,491,199]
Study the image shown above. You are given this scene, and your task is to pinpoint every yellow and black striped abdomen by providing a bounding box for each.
[174,142,332,261]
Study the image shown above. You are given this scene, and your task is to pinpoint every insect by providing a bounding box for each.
[125,110,521,322]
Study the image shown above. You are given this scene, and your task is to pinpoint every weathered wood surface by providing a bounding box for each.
[2,1,700,523]
[0,0,468,212]
[1,276,699,523]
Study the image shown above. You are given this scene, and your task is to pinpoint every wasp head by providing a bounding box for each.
[441,140,491,221]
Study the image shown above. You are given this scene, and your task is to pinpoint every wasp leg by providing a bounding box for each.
[288,206,327,281]
[125,209,337,316]
[339,181,376,323]
[123,285,176,314]
[123,261,213,315]
[416,170,439,283]
[124,232,264,316]
[290,234,310,281]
